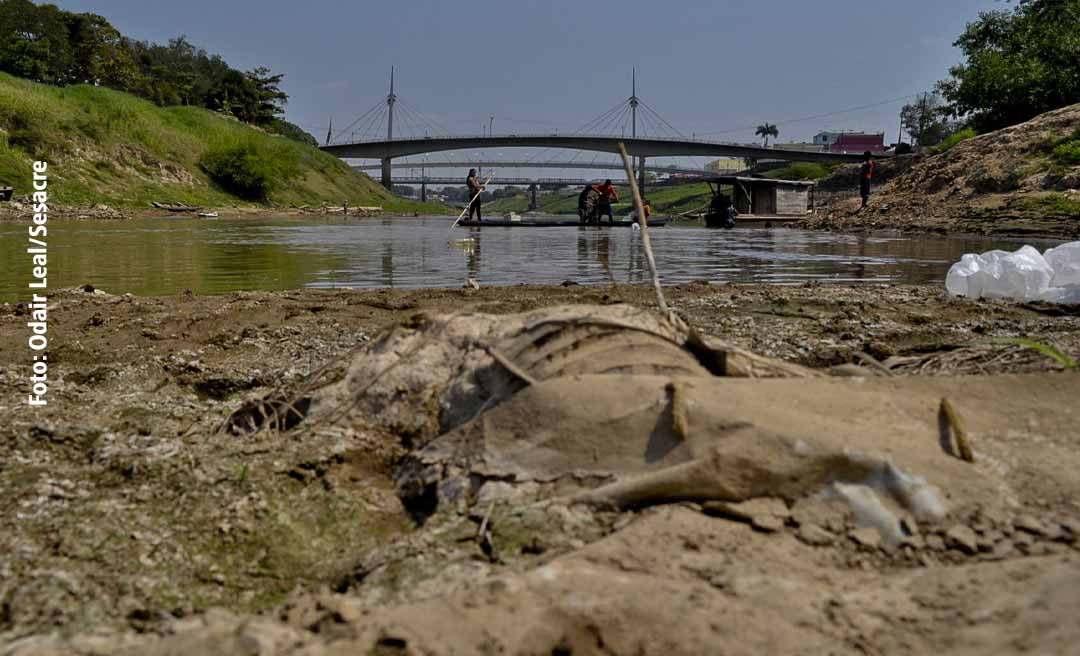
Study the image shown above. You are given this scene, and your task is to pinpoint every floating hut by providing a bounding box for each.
[704,175,815,226]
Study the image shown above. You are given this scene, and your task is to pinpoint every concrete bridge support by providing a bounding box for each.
[420,182,426,203]
[381,158,392,190]
[529,184,538,210]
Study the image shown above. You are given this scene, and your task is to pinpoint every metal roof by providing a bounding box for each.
[702,175,817,187]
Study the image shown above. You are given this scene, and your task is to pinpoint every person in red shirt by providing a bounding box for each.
[859,151,874,209]
[591,179,619,223]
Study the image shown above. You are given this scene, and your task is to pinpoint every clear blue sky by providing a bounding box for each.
[47,0,1000,167]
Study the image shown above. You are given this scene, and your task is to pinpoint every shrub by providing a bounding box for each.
[932,128,976,154]
[199,138,300,200]
[768,162,833,181]
[1021,193,1080,218]
[1051,139,1080,167]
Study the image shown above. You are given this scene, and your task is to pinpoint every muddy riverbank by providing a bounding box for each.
[2,283,1079,653]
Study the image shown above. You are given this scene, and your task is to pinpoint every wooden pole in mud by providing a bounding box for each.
[617,142,668,313]
[449,175,494,231]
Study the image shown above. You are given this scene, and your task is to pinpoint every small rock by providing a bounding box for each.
[1014,514,1049,537]
[1061,518,1080,543]
[751,516,785,534]
[797,523,834,546]
[945,525,979,555]
[979,508,1009,527]
[901,533,925,550]
[986,540,1016,561]
[925,534,946,552]
[704,497,789,523]
[612,513,635,532]
[849,527,881,549]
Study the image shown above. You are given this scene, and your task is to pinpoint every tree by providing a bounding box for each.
[755,123,779,146]
[245,66,288,125]
[937,0,1080,132]
[900,92,951,148]
[0,0,73,82]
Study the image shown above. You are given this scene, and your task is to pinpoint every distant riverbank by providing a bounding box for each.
[0,72,445,214]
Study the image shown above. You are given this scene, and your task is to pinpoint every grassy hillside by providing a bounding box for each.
[0,72,444,212]
[487,181,716,216]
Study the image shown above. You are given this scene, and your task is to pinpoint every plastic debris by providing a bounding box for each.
[945,241,1080,303]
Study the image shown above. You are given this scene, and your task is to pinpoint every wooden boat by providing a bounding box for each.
[152,201,201,212]
[458,218,667,228]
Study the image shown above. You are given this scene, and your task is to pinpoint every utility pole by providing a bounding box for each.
[381,66,396,189]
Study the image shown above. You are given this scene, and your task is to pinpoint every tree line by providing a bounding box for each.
[902,0,1080,148]
[0,0,316,145]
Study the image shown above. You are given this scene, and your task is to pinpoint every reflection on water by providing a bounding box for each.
[0,215,1063,301]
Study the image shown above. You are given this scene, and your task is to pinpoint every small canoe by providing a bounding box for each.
[152,201,201,212]
[197,212,219,219]
[458,218,667,228]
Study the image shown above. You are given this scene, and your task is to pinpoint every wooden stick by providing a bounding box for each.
[449,175,493,230]
[940,397,975,463]
[617,143,668,313]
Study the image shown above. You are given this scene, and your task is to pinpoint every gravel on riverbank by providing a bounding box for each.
[1,283,1078,653]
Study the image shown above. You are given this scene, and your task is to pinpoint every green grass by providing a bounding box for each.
[1019,193,1080,217]
[932,127,977,154]
[486,181,715,216]
[0,72,446,212]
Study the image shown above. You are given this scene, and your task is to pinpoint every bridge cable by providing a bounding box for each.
[396,103,456,164]
[637,98,685,138]
[331,101,384,144]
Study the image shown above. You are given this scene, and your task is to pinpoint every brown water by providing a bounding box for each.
[0,215,1063,302]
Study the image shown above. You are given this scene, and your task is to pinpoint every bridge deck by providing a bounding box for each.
[323,134,864,163]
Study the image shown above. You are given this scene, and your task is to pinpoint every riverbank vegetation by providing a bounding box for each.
[0,0,312,144]
[0,72,444,212]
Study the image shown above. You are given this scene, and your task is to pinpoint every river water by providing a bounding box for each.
[0,215,1062,302]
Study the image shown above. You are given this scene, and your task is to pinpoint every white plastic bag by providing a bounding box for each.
[1044,241,1080,287]
[945,245,1053,300]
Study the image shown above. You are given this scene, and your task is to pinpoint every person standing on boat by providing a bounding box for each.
[591,179,619,223]
[466,169,485,222]
[859,151,874,209]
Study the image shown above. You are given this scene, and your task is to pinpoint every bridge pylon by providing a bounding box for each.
[382,67,396,190]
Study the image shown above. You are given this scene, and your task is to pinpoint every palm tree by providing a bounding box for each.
[755,123,779,146]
